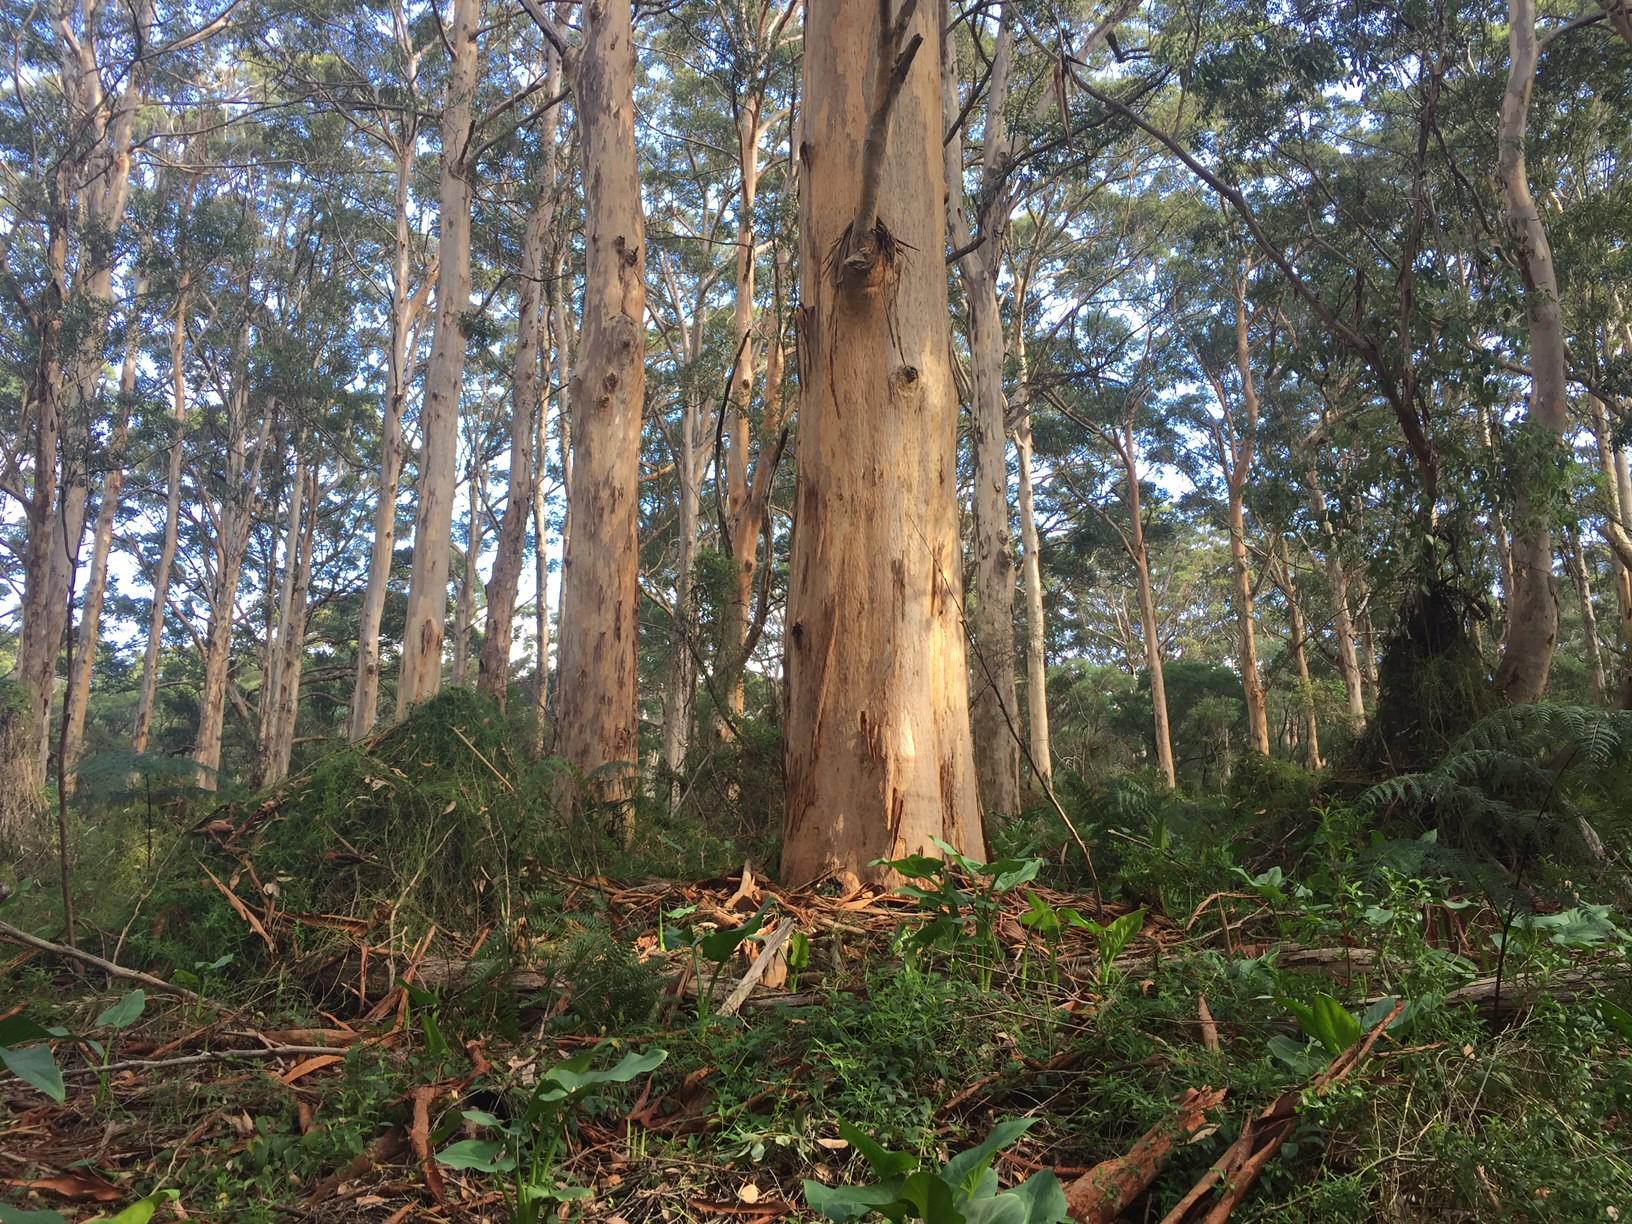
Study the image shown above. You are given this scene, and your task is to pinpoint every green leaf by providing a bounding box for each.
[874,854,946,880]
[95,990,146,1032]
[0,1207,71,1224]
[0,1042,65,1103]
[977,1172,1070,1224]
[787,930,811,972]
[0,1015,55,1047]
[436,1139,514,1172]
[986,858,1042,893]
[898,1170,962,1222]
[837,1120,917,1179]
[699,902,772,963]
[542,1046,667,1097]
[803,1178,912,1222]
[1266,1033,1328,1076]
[460,1108,506,1128]
[943,1118,1035,1195]
[87,1190,180,1224]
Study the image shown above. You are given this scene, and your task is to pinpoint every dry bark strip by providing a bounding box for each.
[1065,1086,1227,1223]
[1159,1001,1404,1224]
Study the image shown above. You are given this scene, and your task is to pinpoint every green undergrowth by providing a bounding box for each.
[4,705,1632,1221]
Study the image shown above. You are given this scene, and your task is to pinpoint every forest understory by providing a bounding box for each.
[4,692,1632,1223]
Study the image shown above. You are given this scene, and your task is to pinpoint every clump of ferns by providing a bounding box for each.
[1360,704,1632,891]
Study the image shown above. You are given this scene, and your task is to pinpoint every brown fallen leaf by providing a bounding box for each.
[6,1173,123,1203]
[280,1054,345,1085]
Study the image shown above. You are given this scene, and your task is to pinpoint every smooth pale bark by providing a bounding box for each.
[451,416,486,687]
[62,270,145,790]
[194,379,274,790]
[1120,423,1177,790]
[1276,539,1323,769]
[1565,527,1608,702]
[133,272,192,755]
[1012,340,1052,788]
[256,454,309,786]
[396,0,481,717]
[1479,401,1516,605]
[351,105,431,739]
[553,0,647,821]
[781,0,983,884]
[717,5,799,721]
[1305,472,1366,729]
[480,45,563,706]
[13,0,154,812]
[257,463,318,786]
[532,410,553,723]
[269,469,319,783]
[944,14,1021,816]
[1493,0,1569,704]
[1200,277,1270,756]
[1590,398,1632,688]
[656,255,711,792]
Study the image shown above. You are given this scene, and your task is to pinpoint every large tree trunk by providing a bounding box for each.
[351,123,429,739]
[133,273,192,756]
[781,0,983,884]
[1493,0,1569,704]
[396,0,481,716]
[1013,338,1052,789]
[945,14,1021,817]
[553,0,647,825]
[480,47,563,706]
[62,269,145,790]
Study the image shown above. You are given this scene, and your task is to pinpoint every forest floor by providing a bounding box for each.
[4,696,1631,1222]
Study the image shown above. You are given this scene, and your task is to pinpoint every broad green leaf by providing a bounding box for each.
[897,1170,961,1223]
[874,854,946,880]
[943,1118,1035,1195]
[436,1139,514,1172]
[0,1015,55,1046]
[460,1108,506,1128]
[542,1047,667,1097]
[1266,1033,1328,1076]
[0,1207,71,1224]
[803,1177,912,1222]
[95,990,146,1031]
[838,1119,917,1179]
[87,1190,179,1224]
[1309,994,1362,1055]
[980,1172,1070,1224]
[699,902,772,963]
[1,1042,65,1102]
[988,858,1041,893]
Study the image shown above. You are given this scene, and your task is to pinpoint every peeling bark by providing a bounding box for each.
[782,0,982,884]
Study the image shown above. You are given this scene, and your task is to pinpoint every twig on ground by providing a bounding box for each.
[0,918,204,1003]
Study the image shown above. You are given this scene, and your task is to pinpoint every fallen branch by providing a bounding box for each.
[718,918,796,1017]
[1161,1000,1404,1223]
[60,1043,356,1077]
[1066,1086,1226,1223]
[0,918,203,1003]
